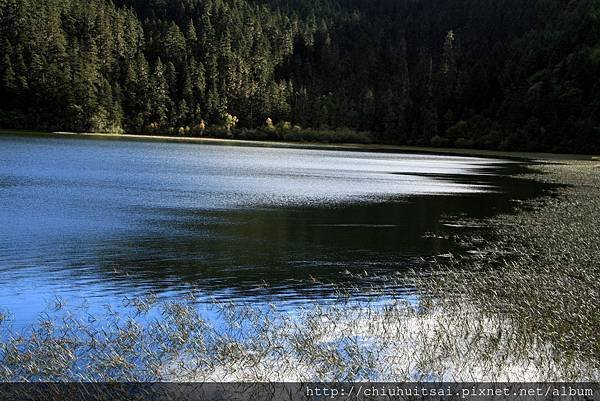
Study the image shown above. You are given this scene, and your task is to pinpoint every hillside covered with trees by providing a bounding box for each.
[0,0,598,153]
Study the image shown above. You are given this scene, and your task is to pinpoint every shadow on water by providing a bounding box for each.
[87,164,556,303]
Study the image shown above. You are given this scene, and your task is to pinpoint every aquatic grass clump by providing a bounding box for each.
[0,295,213,382]
[0,289,597,382]
[425,160,600,364]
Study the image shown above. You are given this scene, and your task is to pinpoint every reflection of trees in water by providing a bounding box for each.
[83,167,553,302]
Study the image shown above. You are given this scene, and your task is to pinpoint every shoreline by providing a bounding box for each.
[1,129,597,161]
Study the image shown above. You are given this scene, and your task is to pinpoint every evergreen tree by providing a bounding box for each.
[0,0,598,153]
[150,58,171,127]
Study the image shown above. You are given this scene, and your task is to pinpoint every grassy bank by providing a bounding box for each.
[0,157,598,382]
[1,128,597,161]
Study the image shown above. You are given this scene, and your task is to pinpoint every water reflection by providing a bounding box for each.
[0,134,553,324]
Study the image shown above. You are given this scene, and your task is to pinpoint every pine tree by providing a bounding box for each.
[150,58,171,127]
[0,41,16,90]
[423,55,438,140]
[164,21,187,62]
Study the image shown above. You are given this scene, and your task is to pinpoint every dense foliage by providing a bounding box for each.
[0,0,598,152]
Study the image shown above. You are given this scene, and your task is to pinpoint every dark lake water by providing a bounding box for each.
[0,134,549,326]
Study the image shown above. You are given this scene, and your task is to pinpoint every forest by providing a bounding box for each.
[0,0,599,153]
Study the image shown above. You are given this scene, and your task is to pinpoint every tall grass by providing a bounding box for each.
[0,286,597,382]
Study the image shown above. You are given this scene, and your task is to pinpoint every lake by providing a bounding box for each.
[0,134,549,326]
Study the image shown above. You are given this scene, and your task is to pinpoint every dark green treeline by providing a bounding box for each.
[1,0,599,153]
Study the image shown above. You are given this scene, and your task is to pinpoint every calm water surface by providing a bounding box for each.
[0,134,549,325]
